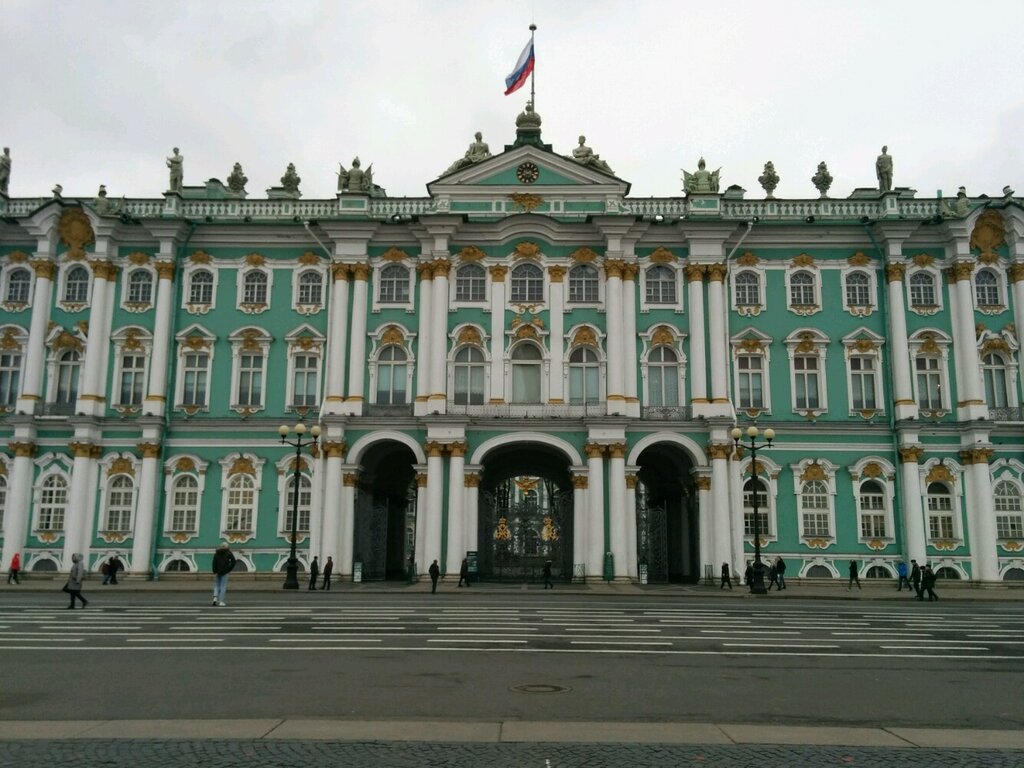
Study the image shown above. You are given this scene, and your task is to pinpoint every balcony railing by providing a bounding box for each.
[989,406,1023,422]
[641,406,693,421]
[446,402,606,418]
[364,403,414,417]
[41,402,76,416]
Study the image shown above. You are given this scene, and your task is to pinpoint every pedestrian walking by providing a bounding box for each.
[720,562,732,589]
[8,552,21,584]
[64,553,88,609]
[428,559,440,593]
[107,555,123,585]
[458,557,471,587]
[543,559,554,589]
[921,564,939,601]
[896,561,911,591]
[767,561,779,591]
[775,557,787,590]
[910,559,922,599]
[320,556,333,590]
[308,556,319,590]
[744,561,753,587]
[101,559,111,585]
[848,559,861,590]
[211,543,236,606]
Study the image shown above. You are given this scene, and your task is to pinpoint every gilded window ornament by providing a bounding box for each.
[380,325,404,346]
[569,247,599,263]
[189,250,212,264]
[737,251,759,266]
[862,462,883,478]
[916,333,941,355]
[791,253,814,267]
[108,457,136,477]
[925,463,955,485]
[980,338,1010,356]
[457,245,486,262]
[571,327,598,347]
[911,253,934,268]
[848,252,871,266]
[53,330,83,351]
[970,209,1005,262]
[800,463,827,483]
[737,338,766,353]
[650,325,675,346]
[228,457,256,476]
[795,332,817,353]
[239,328,265,351]
[514,241,541,259]
[380,247,409,262]
[244,252,266,267]
[8,250,29,263]
[58,208,95,259]
[298,251,321,265]
[649,247,676,264]
[0,329,20,350]
[456,326,483,346]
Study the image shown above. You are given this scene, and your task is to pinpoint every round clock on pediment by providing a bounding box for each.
[516,162,540,184]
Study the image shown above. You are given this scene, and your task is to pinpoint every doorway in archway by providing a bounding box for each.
[477,443,573,582]
[352,441,417,580]
[635,443,698,583]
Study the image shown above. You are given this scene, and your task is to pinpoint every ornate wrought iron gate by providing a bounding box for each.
[636,482,669,583]
[353,493,389,580]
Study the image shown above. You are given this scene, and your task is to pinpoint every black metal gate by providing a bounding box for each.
[636,481,669,583]
[478,478,572,582]
[353,492,388,580]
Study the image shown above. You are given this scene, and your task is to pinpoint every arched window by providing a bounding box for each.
[291,353,319,407]
[455,264,486,302]
[866,565,890,579]
[800,480,831,537]
[735,271,760,307]
[378,264,410,303]
[845,271,871,307]
[647,346,679,406]
[242,271,268,305]
[994,480,1023,539]
[0,347,22,407]
[510,264,544,303]
[64,266,90,303]
[568,347,600,404]
[166,559,191,572]
[858,480,887,538]
[6,268,31,303]
[298,272,323,305]
[936,567,961,580]
[915,356,943,409]
[510,343,542,403]
[926,482,954,539]
[975,269,1000,306]
[981,353,1009,409]
[104,475,134,532]
[127,270,153,304]
[453,346,485,405]
[789,271,815,306]
[38,475,68,531]
[170,475,199,532]
[645,265,675,304]
[375,345,408,404]
[568,265,599,303]
[285,475,312,533]
[742,478,769,536]
[225,474,256,533]
[55,350,81,405]
[189,270,214,305]
[909,272,936,307]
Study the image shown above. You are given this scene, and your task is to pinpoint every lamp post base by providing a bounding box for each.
[749,562,768,595]
[282,560,300,590]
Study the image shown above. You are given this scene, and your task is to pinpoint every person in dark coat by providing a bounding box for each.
[720,562,732,589]
[458,557,470,587]
[543,560,554,589]
[211,543,236,606]
[320,556,333,590]
[744,561,753,587]
[108,555,123,585]
[66,553,88,609]
[910,560,922,598]
[428,559,440,593]
[848,560,861,590]
[921,564,939,601]
[308,556,319,590]
[767,562,779,591]
[775,557,787,590]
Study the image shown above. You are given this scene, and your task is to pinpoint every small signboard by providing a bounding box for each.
[353,561,362,583]
[466,551,478,574]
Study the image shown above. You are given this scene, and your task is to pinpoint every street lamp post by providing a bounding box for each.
[279,422,321,590]
[731,425,775,595]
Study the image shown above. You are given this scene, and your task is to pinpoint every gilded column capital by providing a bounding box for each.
[432,260,452,278]
[705,263,727,282]
[31,259,56,280]
[959,447,994,465]
[489,264,508,281]
[625,474,638,489]
[584,442,606,459]
[136,442,162,459]
[425,440,445,458]
[416,262,434,280]
[9,441,37,458]
[603,260,625,279]
[608,442,627,459]
[155,261,177,281]
[416,472,428,487]
[342,472,359,487]
[547,265,566,283]
[1008,263,1024,283]
[351,263,371,281]
[464,472,480,488]
[448,441,468,458]
[621,264,639,281]
[706,443,733,461]
[684,264,706,282]
[695,475,712,492]
[571,474,589,489]
[898,446,924,464]
[69,441,96,459]
[331,262,351,281]
[885,263,907,283]
[322,441,347,459]
[945,262,974,282]
[89,260,119,281]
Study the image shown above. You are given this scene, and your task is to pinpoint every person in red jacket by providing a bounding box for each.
[7,552,20,584]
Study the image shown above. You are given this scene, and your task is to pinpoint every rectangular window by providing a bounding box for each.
[794,356,820,409]
[291,354,319,407]
[0,352,21,406]
[850,356,877,410]
[453,366,485,405]
[860,514,887,538]
[996,515,1023,539]
[237,353,264,406]
[172,486,199,531]
[915,357,942,409]
[928,513,954,539]
[737,355,764,409]
[118,353,146,406]
[182,352,209,407]
[802,512,831,537]
[743,511,769,536]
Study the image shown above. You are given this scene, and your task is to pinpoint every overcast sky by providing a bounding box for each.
[4,0,1023,201]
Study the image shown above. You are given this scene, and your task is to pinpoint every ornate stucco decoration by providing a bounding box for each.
[183,334,212,351]
[862,462,883,479]
[916,332,941,355]
[925,463,955,485]
[980,338,1011,356]
[189,250,212,264]
[737,251,759,266]
[651,325,675,346]
[514,241,541,260]
[515,324,538,339]
[569,247,599,263]
[800,462,827,483]
[794,332,817,354]
[488,265,508,281]
[432,260,452,278]
[380,247,409,262]
[970,209,1005,262]
[239,329,265,352]
[705,443,733,461]
[127,252,150,266]
[175,457,196,473]
[380,325,405,346]
[571,326,598,347]
[848,251,871,266]
[458,245,486,262]
[866,539,889,551]
[456,326,483,346]
[53,329,83,352]
[228,457,256,477]
[547,265,566,282]
[736,338,767,354]
[298,251,321,265]
[244,252,265,267]
[122,328,143,351]
[804,538,831,550]
[0,329,21,350]
[58,208,95,259]
[945,262,974,283]
[108,457,136,477]
[959,448,994,465]
[9,441,37,458]
[850,337,880,354]
[649,247,676,264]
[509,193,544,213]
[999,540,1021,552]
[8,250,29,263]
[911,253,934,268]
[791,253,815,268]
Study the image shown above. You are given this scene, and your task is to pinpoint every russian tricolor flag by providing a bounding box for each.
[504,39,535,95]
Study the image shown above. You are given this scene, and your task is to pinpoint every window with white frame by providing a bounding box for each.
[974,268,1001,308]
[568,347,600,404]
[104,475,134,532]
[229,329,270,411]
[789,270,816,307]
[297,271,323,306]
[800,480,832,537]
[169,475,200,532]
[117,351,146,406]
[126,269,153,305]
[981,353,1010,409]
[510,263,544,303]
[375,345,408,404]
[742,478,770,536]
[225,474,256,533]
[849,354,879,411]
[283,475,312,534]
[644,265,676,305]
[236,351,265,407]
[568,264,599,303]
[5,267,31,304]
[37,475,67,531]
[178,341,212,408]
[453,347,485,405]
[994,480,1024,539]
[188,269,214,305]
[53,350,81,405]
[455,264,486,303]
[63,265,90,304]
[737,353,765,409]
[909,272,937,308]
[290,353,319,407]
[926,482,955,539]
[734,271,761,307]
[0,348,22,407]
[242,271,268,305]
[647,346,680,406]
[858,480,887,538]
[378,264,410,304]
[510,343,543,403]
[793,355,821,410]
[844,271,872,308]
[915,356,943,410]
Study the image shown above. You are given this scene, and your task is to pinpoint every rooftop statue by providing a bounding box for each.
[166,147,183,193]
[227,163,248,195]
[280,163,301,195]
[939,186,971,218]
[95,184,109,213]
[443,132,492,175]
[811,161,833,198]
[338,157,375,194]
[569,135,614,174]
[682,157,720,194]
[876,145,893,192]
[758,161,779,198]
[0,147,10,196]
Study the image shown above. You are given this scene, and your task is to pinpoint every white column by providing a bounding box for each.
[425,442,445,573]
[948,263,986,419]
[414,264,433,411]
[964,449,998,581]
[17,260,55,413]
[464,471,480,561]
[320,443,344,562]
[572,474,587,580]
[547,266,566,403]
[622,266,639,412]
[339,469,357,575]
[129,443,161,574]
[885,264,917,420]
[488,265,507,402]
[695,474,712,578]
[63,443,98,566]
[707,264,728,404]
[2,443,36,571]
[78,261,115,415]
[625,471,638,579]
[686,265,708,406]
[429,260,451,412]
[709,444,733,570]
[608,444,628,578]
[585,443,606,579]
[414,471,428,574]
[143,262,176,416]
[729,449,745,576]
[345,264,370,409]
[1011,265,1024,405]
[604,262,625,414]
[898,447,927,563]
[445,442,466,574]
[323,265,350,413]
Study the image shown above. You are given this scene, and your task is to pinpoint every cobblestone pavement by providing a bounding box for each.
[1,740,1022,767]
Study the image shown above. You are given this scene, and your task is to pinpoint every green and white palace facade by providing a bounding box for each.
[1,118,1023,584]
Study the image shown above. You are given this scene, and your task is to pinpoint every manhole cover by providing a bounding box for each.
[510,684,571,694]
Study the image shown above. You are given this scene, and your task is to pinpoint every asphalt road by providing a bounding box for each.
[2,592,1021,731]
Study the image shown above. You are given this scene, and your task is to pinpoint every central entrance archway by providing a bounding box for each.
[635,442,698,583]
[477,443,573,582]
[352,440,417,580]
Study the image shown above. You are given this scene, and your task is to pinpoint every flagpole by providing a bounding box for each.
[529,23,536,109]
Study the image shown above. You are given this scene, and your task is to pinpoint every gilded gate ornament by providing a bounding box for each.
[494,517,512,541]
[541,517,559,542]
